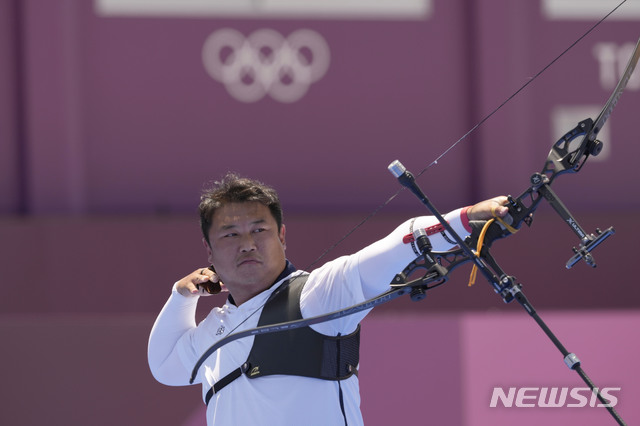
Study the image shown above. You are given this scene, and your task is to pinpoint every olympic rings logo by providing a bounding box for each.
[202,28,330,103]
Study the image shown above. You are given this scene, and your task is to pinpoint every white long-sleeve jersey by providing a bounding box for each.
[148,208,471,425]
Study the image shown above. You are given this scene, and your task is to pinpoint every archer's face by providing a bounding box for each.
[204,201,286,305]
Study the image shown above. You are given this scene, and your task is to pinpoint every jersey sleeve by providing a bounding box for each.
[301,208,471,335]
[147,284,201,386]
[356,207,471,299]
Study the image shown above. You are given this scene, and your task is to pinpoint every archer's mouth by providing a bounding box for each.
[237,257,261,267]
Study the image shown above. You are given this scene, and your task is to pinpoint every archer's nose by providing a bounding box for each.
[239,234,257,252]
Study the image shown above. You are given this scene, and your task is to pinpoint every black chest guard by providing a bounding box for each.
[205,274,360,405]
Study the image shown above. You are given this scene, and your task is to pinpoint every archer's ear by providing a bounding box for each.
[203,238,214,263]
[279,224,286,249]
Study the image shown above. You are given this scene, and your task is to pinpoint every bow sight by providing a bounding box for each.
[388,36,640,426]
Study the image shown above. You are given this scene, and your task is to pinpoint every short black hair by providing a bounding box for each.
[199,173,283,246]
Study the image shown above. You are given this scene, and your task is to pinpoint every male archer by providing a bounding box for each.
[148,173,507,425]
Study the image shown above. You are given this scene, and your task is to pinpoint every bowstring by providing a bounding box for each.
[414,0,628,179]
[195,0,628,374]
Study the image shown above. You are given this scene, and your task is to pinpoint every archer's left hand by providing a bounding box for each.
[467,196,509,221]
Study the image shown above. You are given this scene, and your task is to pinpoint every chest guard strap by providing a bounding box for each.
[205,274,360,405]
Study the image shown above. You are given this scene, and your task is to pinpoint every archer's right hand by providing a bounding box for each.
[176,267,225,297]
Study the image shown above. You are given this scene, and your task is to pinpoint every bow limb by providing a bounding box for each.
[589,35,640,141]
[189,286,410,384]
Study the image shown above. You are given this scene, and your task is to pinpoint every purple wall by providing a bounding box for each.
[1,0,639,425]
[461,310,640,426]
[2,0,638,215]
[1,210,638,316]
[474,0,640,211]
[0,0,22,213]
[1,311,637,425]
[12,0,475,215]
[0,210,638,425]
